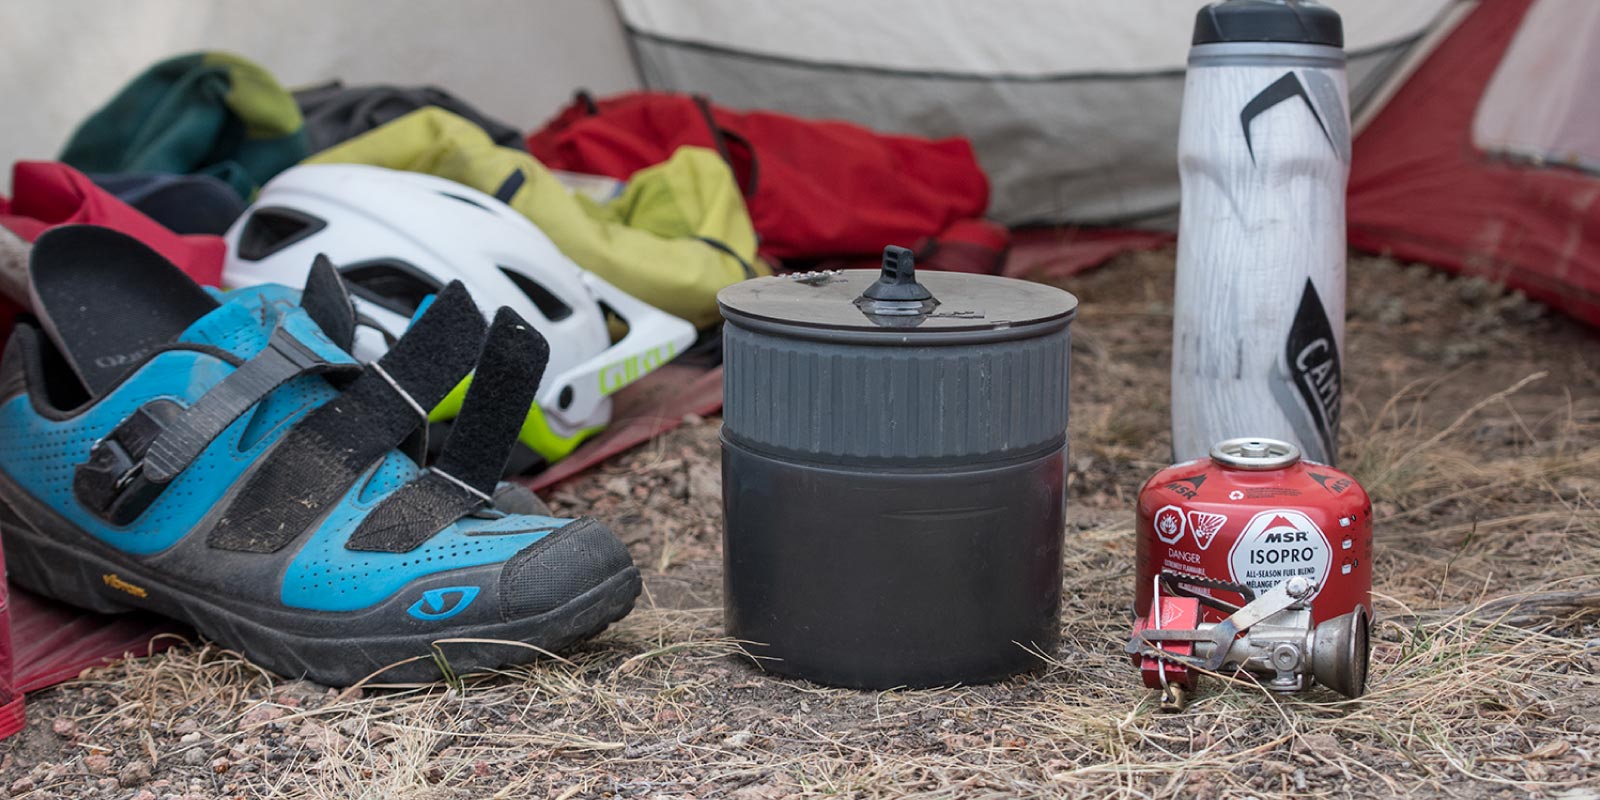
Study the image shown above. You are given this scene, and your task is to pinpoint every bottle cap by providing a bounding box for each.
[1193,0,1343,48]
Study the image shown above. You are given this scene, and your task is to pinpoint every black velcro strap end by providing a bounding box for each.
[344,309,546,553]
[375,280,486,409]
[345,473,479,553]
[435,307,549,493]
[300,254,357,352]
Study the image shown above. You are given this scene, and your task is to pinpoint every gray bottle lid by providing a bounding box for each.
[718,246,1077,344]
[1193,0,1342,48]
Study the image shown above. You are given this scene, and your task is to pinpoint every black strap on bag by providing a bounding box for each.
[691,95,760,198]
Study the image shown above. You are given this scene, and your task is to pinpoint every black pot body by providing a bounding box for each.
[718,270,1075,688]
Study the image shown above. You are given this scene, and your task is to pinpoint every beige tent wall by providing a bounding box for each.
[0,0,639,188]
[620,0,1457,225]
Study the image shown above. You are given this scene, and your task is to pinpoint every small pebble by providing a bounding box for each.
[119,759,153,787]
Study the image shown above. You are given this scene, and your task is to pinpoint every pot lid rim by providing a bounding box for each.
[717,270,1079,335]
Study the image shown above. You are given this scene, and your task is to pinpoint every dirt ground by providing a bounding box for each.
[3,248,1598,799]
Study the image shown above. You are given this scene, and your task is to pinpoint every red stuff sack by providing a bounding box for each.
[528,92,993,262]
[0,161,225,287]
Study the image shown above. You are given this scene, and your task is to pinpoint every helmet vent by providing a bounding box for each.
[437,191,492,212]
[235,206,327,261]
[498,267,573,322]
[339,259,445,318]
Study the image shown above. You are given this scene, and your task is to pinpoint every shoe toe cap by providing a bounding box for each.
[497,517,634,620]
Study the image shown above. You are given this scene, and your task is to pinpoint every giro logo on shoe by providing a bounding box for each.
[407,586,480,621]
[93,348,154,370]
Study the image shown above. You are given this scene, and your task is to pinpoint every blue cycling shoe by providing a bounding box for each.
[0,226,640,685]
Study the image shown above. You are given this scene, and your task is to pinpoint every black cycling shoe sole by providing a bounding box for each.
[0,496,641,687]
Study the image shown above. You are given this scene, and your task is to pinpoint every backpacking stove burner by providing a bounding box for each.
[1129,571,1370,711]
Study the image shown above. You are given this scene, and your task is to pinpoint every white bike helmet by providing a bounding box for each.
[223,163,696,463]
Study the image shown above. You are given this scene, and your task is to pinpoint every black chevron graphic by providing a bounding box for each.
[1240,71,1337,164]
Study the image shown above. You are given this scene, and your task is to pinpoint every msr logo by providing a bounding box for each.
[1308,471,1352,495]
[1228,509,1332,597]
[1262,530,1310,544]
[407,586,480,621]
[598,343,678,395]
[1165,474,1206,500]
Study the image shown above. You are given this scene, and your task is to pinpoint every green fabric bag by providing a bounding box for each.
[306,107,762,328]
[61,52,307,199]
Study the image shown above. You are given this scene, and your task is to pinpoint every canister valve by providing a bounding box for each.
[1127,571,1370,710]
[856,246,939,319]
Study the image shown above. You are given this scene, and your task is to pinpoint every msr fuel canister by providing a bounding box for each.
[1135,437,1371,625]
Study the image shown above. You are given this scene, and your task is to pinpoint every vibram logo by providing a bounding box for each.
[407,586,480,621]
[102,573,148,599]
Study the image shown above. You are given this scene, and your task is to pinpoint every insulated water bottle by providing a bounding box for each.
[1171,0,1349,465]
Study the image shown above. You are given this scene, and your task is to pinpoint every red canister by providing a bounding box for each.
[1135,437,1372,624]
[0,535,22,740]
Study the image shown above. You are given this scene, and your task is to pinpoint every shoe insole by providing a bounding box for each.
[28,225,219,398]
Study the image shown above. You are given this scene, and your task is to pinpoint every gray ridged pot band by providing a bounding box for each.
[721,315,1072,466]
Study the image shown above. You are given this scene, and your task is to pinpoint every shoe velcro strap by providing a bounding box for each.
[207,282,487,554]
[144,315,361,484]
[298,254,358,352]
[346,307,549,552]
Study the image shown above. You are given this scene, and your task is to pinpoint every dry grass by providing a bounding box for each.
[4,251,1598,799]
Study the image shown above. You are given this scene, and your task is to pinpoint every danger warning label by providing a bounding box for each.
[1154,505,1186,544]
[1227,509,1331,597]
[1187,510,1228,550]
